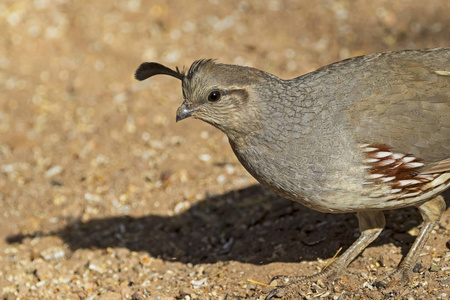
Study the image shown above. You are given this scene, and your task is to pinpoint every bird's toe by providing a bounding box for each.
[264,284,299,300]
[375,267,412,289]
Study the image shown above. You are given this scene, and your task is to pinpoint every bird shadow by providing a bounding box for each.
[6,185,450,265]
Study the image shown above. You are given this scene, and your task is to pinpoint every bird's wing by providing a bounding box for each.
[346,49,450,164]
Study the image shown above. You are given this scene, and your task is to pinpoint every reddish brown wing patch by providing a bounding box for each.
[361,144,434,199]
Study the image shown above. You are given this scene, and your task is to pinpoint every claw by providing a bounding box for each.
[374,267,413,289]
[373,280,386,290]
[264,275,309,299]
[265,287,283,299]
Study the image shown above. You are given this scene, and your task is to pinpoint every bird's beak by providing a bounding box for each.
[176,101,196,122]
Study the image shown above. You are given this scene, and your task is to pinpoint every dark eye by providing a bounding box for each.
[208,91,221,102]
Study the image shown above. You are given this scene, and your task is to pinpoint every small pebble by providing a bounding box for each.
[191,277,207,289]
[430,264,441,272]
[41,247,65,261]
[199,154,211,162]
[44,165,63,178]
[174,201,191,214]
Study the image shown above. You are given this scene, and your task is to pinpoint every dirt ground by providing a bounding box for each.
[1,1,449,299]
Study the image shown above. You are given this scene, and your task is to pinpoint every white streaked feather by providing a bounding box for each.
[381,176,396,182]
[364,158,380,163]
[404,162,424,169]
[362,146,379,152]
[374,151,392,158]
[391,153,404,160]
[397,179,422,187]
[404,191,421,197]
[435,70,450,76]
[367,173,384,179]
[424,173,450,188]
[416,174,433,180]
[378,159,396,166]
[402,156,416,163]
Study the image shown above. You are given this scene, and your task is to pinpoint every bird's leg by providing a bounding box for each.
[378,196,446,287]
[266,211,385,299]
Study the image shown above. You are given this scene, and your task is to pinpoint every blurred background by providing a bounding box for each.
[1,1,449,299]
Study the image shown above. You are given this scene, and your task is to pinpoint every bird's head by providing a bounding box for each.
[135,59,268,137]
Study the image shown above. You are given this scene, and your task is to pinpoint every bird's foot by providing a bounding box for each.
[265,271,336,299]
[265,281,303,300]
[374,267,412,289]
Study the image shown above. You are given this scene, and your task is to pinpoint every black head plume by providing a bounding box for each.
[135,62,185,81]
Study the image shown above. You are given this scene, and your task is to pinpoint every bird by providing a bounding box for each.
[135,48,450,299]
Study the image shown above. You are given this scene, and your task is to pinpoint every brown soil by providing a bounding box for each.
[1,1,449,299]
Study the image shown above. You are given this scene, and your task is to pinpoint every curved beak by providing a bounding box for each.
[176,101,197,122]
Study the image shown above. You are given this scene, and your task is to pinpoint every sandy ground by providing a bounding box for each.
[0,0,449,299]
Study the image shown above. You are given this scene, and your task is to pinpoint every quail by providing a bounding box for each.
[135,48,450,299]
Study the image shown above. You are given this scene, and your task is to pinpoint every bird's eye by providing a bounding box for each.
[208,91,221,102]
